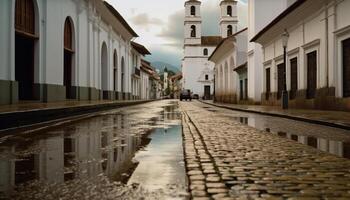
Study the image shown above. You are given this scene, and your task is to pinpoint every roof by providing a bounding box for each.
[103,1,138,37]
[131,41,151,55]
[233,62,247,73]
[169,73,183,81]
[208,28,248,61]
[201,36,223,46]
[141,59,155,75]
[250,0,306,42]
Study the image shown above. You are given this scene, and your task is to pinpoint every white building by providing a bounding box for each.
[182,0,238,99]
[130,41,151,100]
[0,0,141,105]
[251,0,350,111]
[209,28,248,103]
[247,0,296,104]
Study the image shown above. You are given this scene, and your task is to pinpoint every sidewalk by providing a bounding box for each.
[0,100,154,131]
[200,100,350,130]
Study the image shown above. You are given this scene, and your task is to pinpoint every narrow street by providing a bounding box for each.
[1,100,350,199]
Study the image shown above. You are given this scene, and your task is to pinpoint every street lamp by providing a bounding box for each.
[281,29,289,109]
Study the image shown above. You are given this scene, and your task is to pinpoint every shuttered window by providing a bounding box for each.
[307,51,317,99]
[15,0,35,35]
[277,63,285,100]
[343,38,350,97]
[290,58,298,100]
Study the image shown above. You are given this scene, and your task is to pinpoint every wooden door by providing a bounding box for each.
[64,18,74,99]
[277,64,285,99]
[204,86,210,100]
[266,68,271,100]
[290,58,298,99]
[307,51,317,99]
[343,38,350,97]
[240,80,243,100]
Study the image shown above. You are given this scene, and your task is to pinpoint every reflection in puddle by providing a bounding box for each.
[223,109,350,159]
[0,100,187,199]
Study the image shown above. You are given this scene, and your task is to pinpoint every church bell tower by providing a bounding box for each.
[220,0,238,38]
[184,0,202,46]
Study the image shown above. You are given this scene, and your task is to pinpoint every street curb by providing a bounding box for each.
[199,100,350,131]
[0,100,156,131]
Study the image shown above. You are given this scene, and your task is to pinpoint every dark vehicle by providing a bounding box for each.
[180,89,192,101]
[192,94,199,99]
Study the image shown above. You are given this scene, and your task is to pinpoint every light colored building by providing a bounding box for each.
[182,0,237,99]
[130,41,151,100]
[169,73,183,99]
[209,28,248,103]
[0,0,141,105]
[251,0,350,111]
[247,0,295,104]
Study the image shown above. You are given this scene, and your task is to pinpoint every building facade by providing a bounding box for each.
[182,0,237,99]
[252,0,350,111]
[247,0,296,104]
[209,28,248,103]
[0,0,143,105]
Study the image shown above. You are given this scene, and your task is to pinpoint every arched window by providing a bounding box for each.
[15,0,35,34]
[190,6,196,16]
[101,42,108,99]
[203,48,208,56]
[191,25,196,38]
[227,6,232,17]
[64,19,73,51]
[205,74,209,80]
[227,25,233,36]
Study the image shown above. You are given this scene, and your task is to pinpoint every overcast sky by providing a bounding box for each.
[106,0,248,68]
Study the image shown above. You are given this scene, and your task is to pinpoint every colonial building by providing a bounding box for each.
[209,28,248,103]
[0,0,145,105]
[182,0,237,99]
[251,0,350,111]
[140,59,160,100]
[130,41,151,100]
[169,73,183,99]
[247,0,296,104]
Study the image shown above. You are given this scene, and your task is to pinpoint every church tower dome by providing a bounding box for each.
[184,0,202,46]
[219,0,238,38]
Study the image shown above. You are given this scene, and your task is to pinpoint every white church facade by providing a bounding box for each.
[182,0,238,99]
[0,0,154,105]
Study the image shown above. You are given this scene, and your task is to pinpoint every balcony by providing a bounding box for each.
[134,67,140,77]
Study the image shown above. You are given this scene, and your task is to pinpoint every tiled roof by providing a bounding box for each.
[131,41,151,55]
[201,36,223,46]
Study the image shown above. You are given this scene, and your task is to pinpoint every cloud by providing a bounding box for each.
[130,13,164,30]
[157,10,184,45]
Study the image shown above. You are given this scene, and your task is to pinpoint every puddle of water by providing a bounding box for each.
[221,110,350,159]
[0,100,188,199]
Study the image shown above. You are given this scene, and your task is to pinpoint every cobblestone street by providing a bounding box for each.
[181,101,350,200]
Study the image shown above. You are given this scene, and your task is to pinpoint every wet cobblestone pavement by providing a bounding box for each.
[181,101,350,200]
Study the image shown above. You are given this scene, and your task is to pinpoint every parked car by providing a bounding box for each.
[192,94,199,99]
[180,89,192,101]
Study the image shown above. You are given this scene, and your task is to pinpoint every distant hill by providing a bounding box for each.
[151,61,180,74]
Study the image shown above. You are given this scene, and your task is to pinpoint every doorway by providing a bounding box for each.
[64,18,74,99]
[204,85,210,100]
[343,38,350,97]
[307,51,317,99]
[15,0,37,100]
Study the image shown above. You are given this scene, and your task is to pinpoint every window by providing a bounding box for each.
[227,6,232,16]
[190,6,196,16]
[307,51,317,99]
[205,74,209,80]
[203,48,208,56]
[15,0,35,34]
[290,58,298,100]
[190,25,196,37]
[227,25,233,37]
[244,78,248,100]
